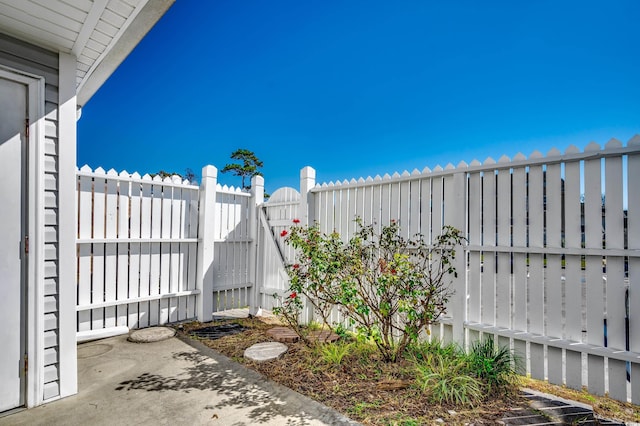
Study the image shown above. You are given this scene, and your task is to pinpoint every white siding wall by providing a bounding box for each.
[0,33,63,402]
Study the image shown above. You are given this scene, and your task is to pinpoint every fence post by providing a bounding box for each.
[300,167,316,324]
[249,175,264,315]
[196,165,217,323]
[450,171,468,347]
[300,166,316,226]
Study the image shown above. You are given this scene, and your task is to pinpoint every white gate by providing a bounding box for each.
[256,187,300,311]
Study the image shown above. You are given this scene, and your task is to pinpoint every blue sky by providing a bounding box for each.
[78,0,640,192]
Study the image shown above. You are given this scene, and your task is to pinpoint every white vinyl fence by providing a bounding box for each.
[260,136,640,403]
[75,136,639,403]
[75,165,261,339]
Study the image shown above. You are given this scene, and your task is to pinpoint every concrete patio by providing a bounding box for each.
[0,332,355,426]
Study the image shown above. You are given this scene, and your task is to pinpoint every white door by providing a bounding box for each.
[0,75,27,411]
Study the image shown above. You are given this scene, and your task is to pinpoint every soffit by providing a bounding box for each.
[0,0,174,105]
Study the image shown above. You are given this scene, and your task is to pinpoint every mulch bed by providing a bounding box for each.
[179,317,530,425]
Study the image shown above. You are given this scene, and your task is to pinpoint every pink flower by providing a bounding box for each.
[292,219,300,224]
[280,230,288,237]
[293,264,300,269]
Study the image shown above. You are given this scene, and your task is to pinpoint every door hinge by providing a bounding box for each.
[25,118,29,138]
[24,236,29,254]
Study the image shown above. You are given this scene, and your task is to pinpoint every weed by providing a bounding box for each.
[407,339,461,363]
[350,400,382,416]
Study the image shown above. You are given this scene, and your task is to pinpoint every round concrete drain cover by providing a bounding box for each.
[78,343,113,359]
[128,327,176,343]
[244,342,288,362]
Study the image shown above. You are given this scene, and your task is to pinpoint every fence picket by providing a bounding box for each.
[169,180,181,322]
[585,153,604,353]
[91,170,106,331]
[77,170,92,332]
[104,170,118,328]
[128,175,142,328]
[139,177,153,328]
[496,166,511,329]
[116,172,130,326]
[149,178,163,326]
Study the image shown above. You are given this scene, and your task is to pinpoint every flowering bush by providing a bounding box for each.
[274,217,464,362]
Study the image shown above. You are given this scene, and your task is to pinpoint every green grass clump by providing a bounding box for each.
[409,337,518,406]
[414,353,483,406]
[466,336,519,395]
[316,341,353,366]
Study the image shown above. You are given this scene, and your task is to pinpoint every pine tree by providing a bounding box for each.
[221,149,263,190]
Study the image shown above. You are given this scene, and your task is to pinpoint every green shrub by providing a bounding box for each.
[274,218,465,362]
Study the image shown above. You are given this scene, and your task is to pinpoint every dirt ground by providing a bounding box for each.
[180,318,530,425]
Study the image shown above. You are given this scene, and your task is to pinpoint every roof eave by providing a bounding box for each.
[77,0,175,107]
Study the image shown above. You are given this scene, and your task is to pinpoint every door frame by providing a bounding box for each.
[0,65,46,409]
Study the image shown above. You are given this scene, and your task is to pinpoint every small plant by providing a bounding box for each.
[414,355,483,406]
[350,400,382,416]
[407,340,460,364]
[466,336,518,395]
[317,341,353,367]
